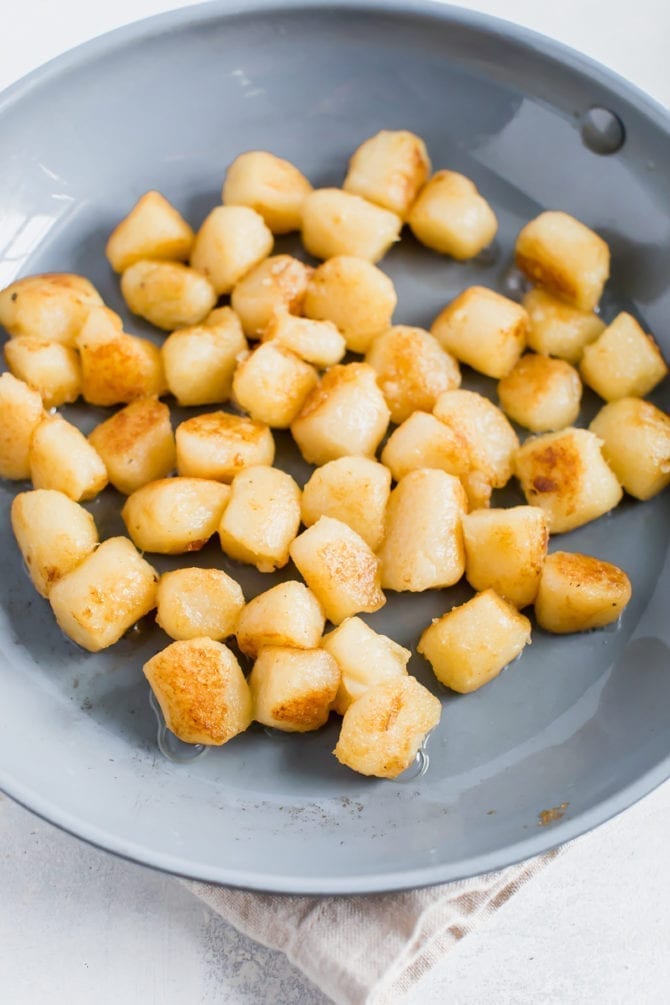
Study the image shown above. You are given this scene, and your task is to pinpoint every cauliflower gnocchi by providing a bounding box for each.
[343,129,431,217]
[175,411,275,482]
[230,254,312,337]
[430,286,528,379]
[235,581,325,660]
[497,353,582,432]
[407,170,498,259]
[249,646,340,733]
[106,190,195,273]
[222,150,313,233]
[162,307,247,407]
[301,188,402,263]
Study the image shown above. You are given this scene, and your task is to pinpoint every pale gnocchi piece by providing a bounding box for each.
[230,255,312,337]
[365,325,461,424]
[513,427,623,532]
[218,465,301,573]
[232,343,318,428]
[462,505,549,609]
[302,255,397,354]
[433,389,519,508]
[430,286,528,379]
[190,205,273,295]
[418,589,532,693]
[0,273,103,345]
[343,129,431,217]
[222,150,313,233]
[579,312,668,401]
[143,637,252,745]
[515,210,610,311]
[321,616,410,715]
[235,581,325,660]
[534,551,632,634]
[407,170,498,259]
[249,646,340,732]
[497,353,582,432]
[76,308,167,406]
[121,259,217,330]
[290,363,390,466]
[175,411,275,482]
[122,477,230,554]
[11,489,99,598]
[105,190,195,273]
[49,536,158,652]
[289,516,386,625]
[589,397,670,500]
[0,372,45,479]
[156,567,245,641]
[88,397,176,495]
[30,414,108,502]
[523,288,606,363]
[300,456,391,551]
[301,188,402,263]
[334,676,441,779]
[378,469,467,593]
[4,337,81,408]
[261,312,346,367]
[161,307,248,407]
[380,410,470,484]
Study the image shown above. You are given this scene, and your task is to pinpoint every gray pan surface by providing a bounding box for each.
[0,0,669,894]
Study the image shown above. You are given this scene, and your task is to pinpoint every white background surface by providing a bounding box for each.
[2,1,670,1002]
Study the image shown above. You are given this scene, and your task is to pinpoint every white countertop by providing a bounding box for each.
[2,1,670,1002]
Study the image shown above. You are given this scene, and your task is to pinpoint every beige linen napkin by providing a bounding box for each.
[186,849,559,1004]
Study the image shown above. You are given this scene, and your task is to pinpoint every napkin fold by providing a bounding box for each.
[186,849,559,1004]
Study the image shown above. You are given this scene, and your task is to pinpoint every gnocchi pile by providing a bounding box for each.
[1,128,669,780]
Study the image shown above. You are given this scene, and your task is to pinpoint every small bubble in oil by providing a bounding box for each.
[149,691,209,764]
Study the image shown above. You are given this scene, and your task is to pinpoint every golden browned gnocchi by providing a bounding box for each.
[431,286,528,379]
[11,489,99,598]
[462,506,549,609]
[175,411,275,482]
[230,254,312,337]
[300,456,391,551]
[0,272,103,345]
[407,170,498,259]
[302,254,397,353]
[249,646,340,732]
[534,551,632,633]
[0,372,44,479]
[365,324,461,424]
[579,311,668,401]
[88,397,176,496]
[418,589,532,693]
[77,307,167,406]
[523,288,605,363]
[321,617,410,715]
[235,581,325,660]
[222,150,313,234]
[232,342,318,428]
[290,363,390,465]
[289,516,386,625]
[261,313,346,368]
[343,129,431,216]
[334,676,441,779]
[30,413,108,502]
[190,205,274,295]
[497,353,582,432]
[589,397,670,501]
[513,427,623,532]
[161,307,247,407]
[122,477,230,554]
[218,465,301,573]
[49,536,158,652]
[378,469,467,592]
[301,188,402,263]
[105,190,195,273]
[4,337,81,408]
[380,410,470,484]
[515,210,610,311]
[121,259,217,330]
[143,637,252,745]
[156,567,245,641]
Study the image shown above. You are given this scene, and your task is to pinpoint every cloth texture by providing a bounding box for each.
[187,849,558,1004]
